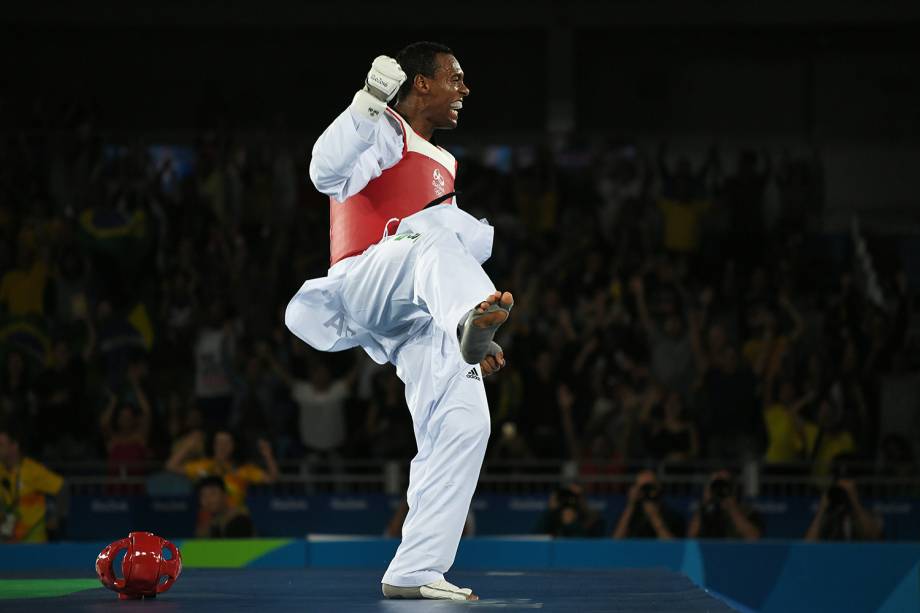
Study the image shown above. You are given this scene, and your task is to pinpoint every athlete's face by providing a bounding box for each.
[427,53,469,130]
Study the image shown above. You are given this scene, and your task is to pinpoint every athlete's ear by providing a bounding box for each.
[414,73,430,95]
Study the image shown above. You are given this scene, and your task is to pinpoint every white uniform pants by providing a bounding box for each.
[333,226,495,586]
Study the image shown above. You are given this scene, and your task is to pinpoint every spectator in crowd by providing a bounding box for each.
[762,379,817,466]
[612,470,685,539]
[0,351,37,438]
[536,484,605,538]
[260,344,353,461]
[687,470,763,541]
[630,274,696,399]
[167,430,278,508]
[35,335,94,460]
[194,302,238,432]
[0,245,49,317]
[0,428,63,542]
[656,143,715,256]
[195,475,255,538]
[362,372,414,460]
[100,362,153,476]
[1,90,918,543]
[696,342,764,461]
[810,386,857,476]
[805,477,882,542]
[642,389,699,463]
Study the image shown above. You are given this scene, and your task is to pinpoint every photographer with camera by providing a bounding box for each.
[613,469,685,539]
[536,484,605,538]
[688,470,762,540]
[805,477,882,541]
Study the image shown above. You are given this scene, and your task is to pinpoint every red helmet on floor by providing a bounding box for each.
[96,531,182,600]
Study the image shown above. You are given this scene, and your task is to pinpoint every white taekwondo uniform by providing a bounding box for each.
[285,103,497,587]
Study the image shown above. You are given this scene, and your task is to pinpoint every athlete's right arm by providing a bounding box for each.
[309,56,406,202]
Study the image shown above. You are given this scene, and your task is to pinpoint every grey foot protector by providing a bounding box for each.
[381,584,423,599]
[458,300,513,365]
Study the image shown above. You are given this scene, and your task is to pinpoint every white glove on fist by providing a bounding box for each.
[364,55,406,103]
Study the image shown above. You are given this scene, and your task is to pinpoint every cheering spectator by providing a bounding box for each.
[0,245,49,317]
[762,380,817,465]
[0,428,63,542]
[630,275,695,399]
[613,470,685,539]
[167,430,278,508]
[100,362,153,476]
[260,344,353,460]
[810,386,857,476]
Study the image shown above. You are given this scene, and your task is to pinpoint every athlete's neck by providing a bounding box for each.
[394,100,434,141]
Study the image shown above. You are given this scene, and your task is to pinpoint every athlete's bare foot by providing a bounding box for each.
[472,291,513,328]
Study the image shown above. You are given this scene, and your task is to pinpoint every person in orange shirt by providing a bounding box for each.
[166,429,278,508]
[0,428,63,542]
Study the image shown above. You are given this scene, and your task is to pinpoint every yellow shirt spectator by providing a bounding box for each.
[812,430,857,477]
[0,457,63,542]
[0,259,49,316]
[657,198,710,253]
[763,403,817,463]
[182,459,268,508]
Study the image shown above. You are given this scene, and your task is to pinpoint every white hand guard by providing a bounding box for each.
[364,55,406,103]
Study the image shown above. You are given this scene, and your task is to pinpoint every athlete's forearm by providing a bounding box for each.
[309,104,402,201]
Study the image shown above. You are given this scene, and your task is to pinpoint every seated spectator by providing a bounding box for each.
[535,484,605,538]
[612,470,685,539]
[688,470,763,541]
[644,391,699,463]
[0,428,63,542]
[195,476,255,538]
[167,430,278,508]
[805,477,882,542]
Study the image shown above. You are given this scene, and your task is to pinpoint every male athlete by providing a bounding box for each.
[285,42,512,601]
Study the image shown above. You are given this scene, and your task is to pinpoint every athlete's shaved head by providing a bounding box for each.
[396,41,454,102]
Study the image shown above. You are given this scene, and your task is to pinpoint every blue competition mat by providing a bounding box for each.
[0,568,739,612]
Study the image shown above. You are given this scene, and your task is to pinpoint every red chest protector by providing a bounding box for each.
[329,108,457,266]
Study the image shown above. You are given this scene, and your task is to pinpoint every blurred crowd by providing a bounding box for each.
[0,100,918,543]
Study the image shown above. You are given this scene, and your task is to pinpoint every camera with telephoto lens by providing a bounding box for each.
[826,484,850,511]
[639,482,661,501]
[710,478,733,501]
[556,486,580,512]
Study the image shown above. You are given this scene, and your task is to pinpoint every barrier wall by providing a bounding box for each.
[1,538,917,613]
[64,493,920,541]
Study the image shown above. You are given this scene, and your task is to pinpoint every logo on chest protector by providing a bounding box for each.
[466,368,480,381]
[432,168,445,197]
